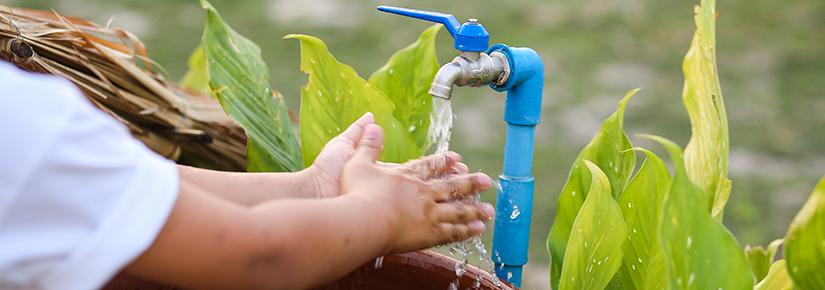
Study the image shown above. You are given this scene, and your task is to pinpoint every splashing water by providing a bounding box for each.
[429,98,503,289]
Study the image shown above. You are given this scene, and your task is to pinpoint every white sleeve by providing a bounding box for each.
[0,63,179,290]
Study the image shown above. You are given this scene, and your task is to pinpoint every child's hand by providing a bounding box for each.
[307,112,469,198]
[341,123,495,253]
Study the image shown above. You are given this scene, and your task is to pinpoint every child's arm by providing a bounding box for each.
[176,113,469,206]
[125,124,494,290]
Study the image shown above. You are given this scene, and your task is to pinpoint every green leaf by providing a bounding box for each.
[200,0,302,172]
[285,34,418,166]
[610,148,671,290]
[755,260,794,290]
[180,45,209,94]
[646,135,754,290]
[368,25,440,153]
[547,88,638,289]
[559,161,627,290]
[745,239,784,281]
[785,176,825,290]
[681,0,731,219]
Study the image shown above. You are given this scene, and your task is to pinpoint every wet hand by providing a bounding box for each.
[341,123,495,254]
[305,113,375,198]
[306,112,469,198]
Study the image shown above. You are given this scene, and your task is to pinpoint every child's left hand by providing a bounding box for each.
[307,112,468,198]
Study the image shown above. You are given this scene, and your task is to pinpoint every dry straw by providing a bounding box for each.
[0,5,247,171]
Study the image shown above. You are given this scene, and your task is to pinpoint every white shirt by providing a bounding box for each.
[0,61,179,290]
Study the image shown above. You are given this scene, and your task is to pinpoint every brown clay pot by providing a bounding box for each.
[312,250,514,290]
[104,250,515,290]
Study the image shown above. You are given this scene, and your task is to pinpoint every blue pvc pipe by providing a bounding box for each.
[488,44,544,287]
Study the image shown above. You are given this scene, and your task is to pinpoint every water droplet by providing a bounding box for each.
[510,205,521,219]
[584,241,588,248]
[318,90,323,96]
[688,273,695,286]
[374,256,384,269]
[388,69,395,75]
[631,264,636,271]
[571,191,577,196]
[687,236,693,249]
[633,228,638,234]
[408,125,416,133]
[506,272,513,280]
[627,202,632,209]
[638,257,643,264]
[448,281,458,290]
[309,58,316,64]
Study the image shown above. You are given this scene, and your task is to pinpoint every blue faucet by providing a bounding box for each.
[378,6,544,287]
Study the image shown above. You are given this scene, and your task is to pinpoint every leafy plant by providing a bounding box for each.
[547,0,825,289]
[197,0,301,172]
[188,1,439,171]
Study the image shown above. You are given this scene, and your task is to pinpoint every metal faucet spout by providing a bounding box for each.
[428,52,510,100]
[429,62,462,100]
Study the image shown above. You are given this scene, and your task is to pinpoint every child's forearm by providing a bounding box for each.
[244,194,394,289]
[126,177,392,290]
[178,165,319,205]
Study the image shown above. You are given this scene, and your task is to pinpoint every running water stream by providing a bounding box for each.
[429,98,502,289]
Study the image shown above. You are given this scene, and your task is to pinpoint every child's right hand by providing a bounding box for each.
[341,123,495,254]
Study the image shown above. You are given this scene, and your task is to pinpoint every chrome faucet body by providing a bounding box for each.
[429,51,510,99]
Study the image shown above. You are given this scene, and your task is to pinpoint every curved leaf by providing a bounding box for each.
[200,0,302,172]
[745,239,784,281]
[368,25,440,153]
[785,176,825,290]
[682,0,731,218]
[548,88,638,289]
[647,135,754,290]
[611,148,671,290]
[180,45,209,95]
[559,161,627,290]
[755,260,793,290]
[285,34,418,166]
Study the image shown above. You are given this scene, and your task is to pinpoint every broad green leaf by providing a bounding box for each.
[646,135,754,290]
[755,260,793,290]
[200,0,302,172]
[785,176,825,290]
[559,161,627,290]
[547,89,638,289]
[368,25,440,153]
[610,148,671,290]
[285,34,418,166]
[681,0,731,218]
[745,239,784,281]
[180,45,209,94]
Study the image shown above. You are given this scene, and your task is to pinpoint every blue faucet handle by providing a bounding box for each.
[377,6,489,52]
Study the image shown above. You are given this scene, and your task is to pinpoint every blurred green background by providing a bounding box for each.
[8,0,824,288]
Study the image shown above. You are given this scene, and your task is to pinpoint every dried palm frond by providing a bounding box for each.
[0,5,247,171]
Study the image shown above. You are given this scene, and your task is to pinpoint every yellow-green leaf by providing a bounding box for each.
[785,176,825,290]
[548,88,638,290]
[285,34,418,166]
[180,45,209,94]
[368,25,440,153]
[610,148,671,290]
[199,0,302,172]
[559,161,627,290]
[745,239,784,281]
[755,260,794,290]
[682,0,731,219]
[647,135,754,290]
